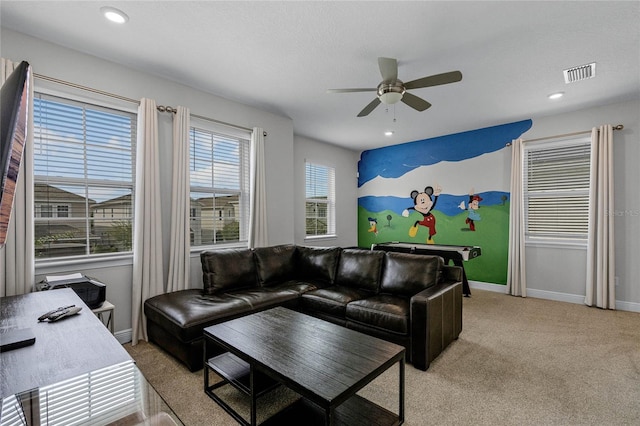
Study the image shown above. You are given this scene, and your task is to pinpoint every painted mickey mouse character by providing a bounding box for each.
[402,184,442,244]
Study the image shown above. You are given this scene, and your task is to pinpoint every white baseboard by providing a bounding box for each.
[468,281,640,313]
[115,329,132,345]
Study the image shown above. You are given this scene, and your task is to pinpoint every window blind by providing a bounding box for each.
[305,162,336,236]
[523,137,591,240]
[33,93,136,259]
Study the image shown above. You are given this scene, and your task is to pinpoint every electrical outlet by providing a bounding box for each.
[615,276,620,286]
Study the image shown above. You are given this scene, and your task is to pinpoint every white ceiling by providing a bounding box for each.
[2,1,639,151]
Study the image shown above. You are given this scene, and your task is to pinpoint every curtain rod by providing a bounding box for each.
[34,72,266,137]
[158,105,267,137]
[35,72,139,104]
[505,124,624,146]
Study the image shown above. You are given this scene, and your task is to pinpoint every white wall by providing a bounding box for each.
[3,28,361,339]
[2,29,300,339]
[293,135,359,248]
[519,98,640,310]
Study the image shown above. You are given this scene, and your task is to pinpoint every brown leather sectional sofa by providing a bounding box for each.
[144,245,464,372]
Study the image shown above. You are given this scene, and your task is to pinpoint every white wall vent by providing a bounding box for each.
[563,62,596,84]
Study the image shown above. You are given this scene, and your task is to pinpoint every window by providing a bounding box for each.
[35,203,70,218]
[189,121,250,247]
[523,135,591,244]
[305,162,335,237]
[33,94,136,259]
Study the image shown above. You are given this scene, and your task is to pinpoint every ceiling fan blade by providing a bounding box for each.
[401,92,432,112]
[326,88,377,93]
[378,57,398,84]
[404,71,463,90]
[357,98,381,117]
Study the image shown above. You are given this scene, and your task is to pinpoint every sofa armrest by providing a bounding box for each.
[410,278,463,370]
[442,264,463,283]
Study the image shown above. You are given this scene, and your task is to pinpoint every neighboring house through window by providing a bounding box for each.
[33,93,136,259]
[189,119,250,248]
[305,161,335,237]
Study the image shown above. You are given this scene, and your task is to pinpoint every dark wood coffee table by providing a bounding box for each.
[203,306,405,426]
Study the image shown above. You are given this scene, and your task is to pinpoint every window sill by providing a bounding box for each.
[35,252,134,274]
[190,242,247,256]
[304,234,338,242]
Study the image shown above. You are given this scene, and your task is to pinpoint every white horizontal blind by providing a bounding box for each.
[32,93,136,259]
[0,362,140,426]
[523,136,591,241]
[189,123,250,247]
[305,162,335,236]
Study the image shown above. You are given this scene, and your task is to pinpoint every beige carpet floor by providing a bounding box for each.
[125,290,640,425]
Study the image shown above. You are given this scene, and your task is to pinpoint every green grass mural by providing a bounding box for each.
[358,202,510,285]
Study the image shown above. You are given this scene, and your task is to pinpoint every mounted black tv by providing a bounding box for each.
[0,61,30,248]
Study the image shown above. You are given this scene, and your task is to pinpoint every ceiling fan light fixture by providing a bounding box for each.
[377,81,405,105]
[379,92,403,105]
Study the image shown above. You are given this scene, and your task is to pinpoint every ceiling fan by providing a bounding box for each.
[327,57,462,117]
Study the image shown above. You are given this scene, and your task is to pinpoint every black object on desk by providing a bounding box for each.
[0,328,35,352]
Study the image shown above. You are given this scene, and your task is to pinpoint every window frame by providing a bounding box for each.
[188,118,251,251]
[304,161,336,239]
[32,92,137,262]
[522,134,591,248]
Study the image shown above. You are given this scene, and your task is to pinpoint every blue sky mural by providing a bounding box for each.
[358,119,532,187]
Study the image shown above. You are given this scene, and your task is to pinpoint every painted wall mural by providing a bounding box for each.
[357,120,532,284]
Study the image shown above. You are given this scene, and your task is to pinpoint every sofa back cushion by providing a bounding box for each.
[380,252,443,296]
[335,249,384,293]
[253,244,297,287]
[201,249,257,295]
[295,246,341,285]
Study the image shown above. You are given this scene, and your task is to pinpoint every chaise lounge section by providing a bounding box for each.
[144,244,463,372]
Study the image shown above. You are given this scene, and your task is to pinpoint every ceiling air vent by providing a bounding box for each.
[563,62,596,84]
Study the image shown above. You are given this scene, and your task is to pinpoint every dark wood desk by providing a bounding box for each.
[0,288,131,399]
[204,307,405,426]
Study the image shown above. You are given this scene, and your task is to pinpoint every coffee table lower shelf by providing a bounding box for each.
[261,395,401,426]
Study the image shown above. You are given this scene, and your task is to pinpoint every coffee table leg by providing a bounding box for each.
[399,357,405,424]
[250,364,256,426]
[325,406,335,426]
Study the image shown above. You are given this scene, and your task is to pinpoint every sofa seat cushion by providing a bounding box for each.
[227,288,300,311]
[144,290,252,342]
[299,286,371,317]
[346,295,409,335]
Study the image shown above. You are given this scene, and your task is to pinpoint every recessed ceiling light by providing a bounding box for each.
[101,6,129,24]
[548,92,564,100]
[384,131,394,136]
